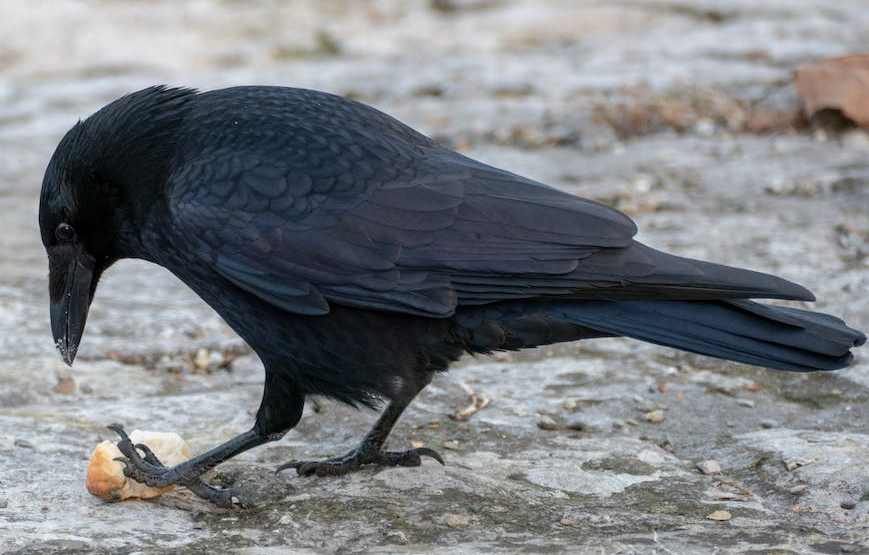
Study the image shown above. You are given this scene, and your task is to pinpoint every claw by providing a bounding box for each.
[107,423,131,442]
[414,447,445,466]
[107,423,139,460]
[274,461,302,474]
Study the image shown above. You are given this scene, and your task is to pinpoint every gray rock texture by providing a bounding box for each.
[0,1,866,553]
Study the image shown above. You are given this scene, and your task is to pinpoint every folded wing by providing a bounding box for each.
[168,132,812,318]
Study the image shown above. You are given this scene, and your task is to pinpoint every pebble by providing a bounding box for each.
[706,510,732,521]
[696,460,722,475]
[559,517,577,526]
[564,416,603,432]
[737,399,755,408]
[193,348,211,371]
[760,420,777,429]
[0,497,8,509]
[444,513,471,528]
[840,500,857,510]
[536,415,560,431]
[789,485,808,496]
[14,439,34,449]
[385,530,409,545]
[784,458,813,471]
[644,410,665,424]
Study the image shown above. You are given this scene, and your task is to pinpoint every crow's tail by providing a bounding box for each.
[456,300,866,372]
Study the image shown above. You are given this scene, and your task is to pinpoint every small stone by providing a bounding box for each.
[840,545,860,553]
[564,416,603,433]
[79,383,94,394]
[559,517,577,526]
[696,460,722,475]
[706,510,732,521]
[278,514,293,525]
[784,458,813,471]
[737,399,755,408]
[443,440,461,451]
[444,513,471,528]
[644,410,665,423]
[841,500,857,510]
[536,415,560,431]
[760,420,776,429]
[562,399,578,411]
[14,439,34,449]
[193,348,210,371]
[789,485,808,496]
[411,440,425,449]
[385,530,409,545]
[0,497,8,509]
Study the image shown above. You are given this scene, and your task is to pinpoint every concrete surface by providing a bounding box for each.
[0,1,867,553]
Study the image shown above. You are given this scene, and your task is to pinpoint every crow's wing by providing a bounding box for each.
[168,111,811,318]
[167,139,645,317]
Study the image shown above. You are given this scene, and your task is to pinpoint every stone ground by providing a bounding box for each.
[0,0,867,553]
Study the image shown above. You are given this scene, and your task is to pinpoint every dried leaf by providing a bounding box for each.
[795,54,869,127]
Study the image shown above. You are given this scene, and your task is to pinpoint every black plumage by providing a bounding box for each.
[39,86,865,506]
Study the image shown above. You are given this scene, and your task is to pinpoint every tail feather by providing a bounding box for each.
[552,300,865,372]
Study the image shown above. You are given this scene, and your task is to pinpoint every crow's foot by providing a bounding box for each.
[108,423,240,508]
[275,445,444,477]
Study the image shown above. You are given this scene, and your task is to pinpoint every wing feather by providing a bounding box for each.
[167,88,811,317]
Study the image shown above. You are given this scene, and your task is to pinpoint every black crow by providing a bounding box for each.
[39,86,865,507]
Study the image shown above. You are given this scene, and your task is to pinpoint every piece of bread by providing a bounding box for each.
[86,430,191,501]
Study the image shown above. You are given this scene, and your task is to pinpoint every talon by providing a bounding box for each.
[107,423,131,442]
[414,447,445,466]
[274,461,302,474]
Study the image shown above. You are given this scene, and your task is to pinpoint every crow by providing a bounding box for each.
[39,86,865,507]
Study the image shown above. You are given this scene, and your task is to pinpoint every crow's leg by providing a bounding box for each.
[111,373,303,507]
[276,375,443,477]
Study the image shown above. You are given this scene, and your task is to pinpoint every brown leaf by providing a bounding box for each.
[795,54,869,127]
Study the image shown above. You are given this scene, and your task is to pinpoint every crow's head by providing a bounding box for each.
[38,85,196,365]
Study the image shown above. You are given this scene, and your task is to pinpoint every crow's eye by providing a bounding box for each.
[55,223,76,243]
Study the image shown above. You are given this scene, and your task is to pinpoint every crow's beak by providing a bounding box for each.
[49,246,96,366]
